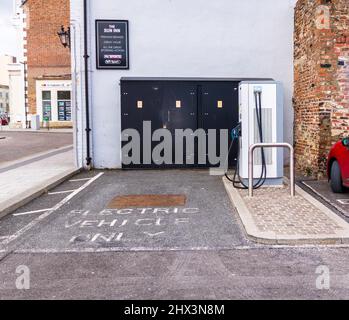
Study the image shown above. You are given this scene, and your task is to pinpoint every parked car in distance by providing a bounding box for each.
[327,137,349,193]
[0,115,8,126]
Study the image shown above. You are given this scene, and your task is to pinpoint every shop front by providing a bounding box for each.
[35,80,72,128]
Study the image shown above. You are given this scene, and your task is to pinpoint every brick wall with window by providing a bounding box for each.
[22,0,71,119]
[294,0,349,177]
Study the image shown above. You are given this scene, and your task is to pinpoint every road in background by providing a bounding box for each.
[0,131,73,165]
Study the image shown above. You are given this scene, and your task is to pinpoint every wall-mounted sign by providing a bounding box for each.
[95,20,129,69]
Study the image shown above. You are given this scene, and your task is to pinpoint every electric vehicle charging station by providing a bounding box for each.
[228,81,284,188]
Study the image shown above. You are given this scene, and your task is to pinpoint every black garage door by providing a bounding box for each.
[121,78,239,169]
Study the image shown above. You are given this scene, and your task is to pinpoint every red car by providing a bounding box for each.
[327,138,349,193]
[0,117,8,126]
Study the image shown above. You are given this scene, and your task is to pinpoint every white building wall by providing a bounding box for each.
[71,0,89,168]
[12,0,26,62]
[7,63,25,125]
[71,0,297,169]
[0,55,14,86]
[9,0,26,127]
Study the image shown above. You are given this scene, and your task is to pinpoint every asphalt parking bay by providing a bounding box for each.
[0,170,248,254]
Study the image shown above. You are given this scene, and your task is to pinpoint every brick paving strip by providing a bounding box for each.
[223,177,349,245]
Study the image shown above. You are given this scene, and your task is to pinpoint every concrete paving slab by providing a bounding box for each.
[0,149,78,219]
[0,145,73,173]
[223,177,349,245]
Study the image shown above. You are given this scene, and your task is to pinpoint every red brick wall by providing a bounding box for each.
[294,0,349,177]
[24,0,71,114]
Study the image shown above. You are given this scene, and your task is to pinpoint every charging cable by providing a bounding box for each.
[225,90,267,189]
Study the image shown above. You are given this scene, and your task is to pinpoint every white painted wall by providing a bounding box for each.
[9,0,26,127]
[71,0,297,169]
[11,0,26,62]
[0,55,14,86]
[7,63,25,125]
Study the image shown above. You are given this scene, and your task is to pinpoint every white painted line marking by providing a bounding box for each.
[1,172,104,247]
[0,236,9,241]
[301,181,349,216]
[48,190,76,195]
[69,178,92,182]
[13,208,52,217]
[338,199,349,205]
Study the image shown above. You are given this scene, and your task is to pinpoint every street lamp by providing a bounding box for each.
[57,25,71,49]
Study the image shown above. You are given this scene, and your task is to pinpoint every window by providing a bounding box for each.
[57,91,71,100]
[57,90,72,121]
[42,91,51,100]
[42,90,52,121]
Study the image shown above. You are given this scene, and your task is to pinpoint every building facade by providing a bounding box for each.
[0,85,9,114]
[10,1,26,127]
[71,0,297,169]
[7,62,25,125]
[0,55,15,86]
[21,0,72,128]
[0,55,17,118]
[294,0,349,177]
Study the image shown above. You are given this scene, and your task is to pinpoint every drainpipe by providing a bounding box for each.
[83,0,92,168]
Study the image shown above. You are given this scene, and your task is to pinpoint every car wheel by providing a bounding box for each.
[330,160,344,193]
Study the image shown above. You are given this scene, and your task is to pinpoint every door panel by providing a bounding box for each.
[201,82,239,167]
[121,82,164,168]
[162,83,198,166]
[121,80,239,169]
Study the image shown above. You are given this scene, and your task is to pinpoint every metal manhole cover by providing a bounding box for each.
[108,194,187,208]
